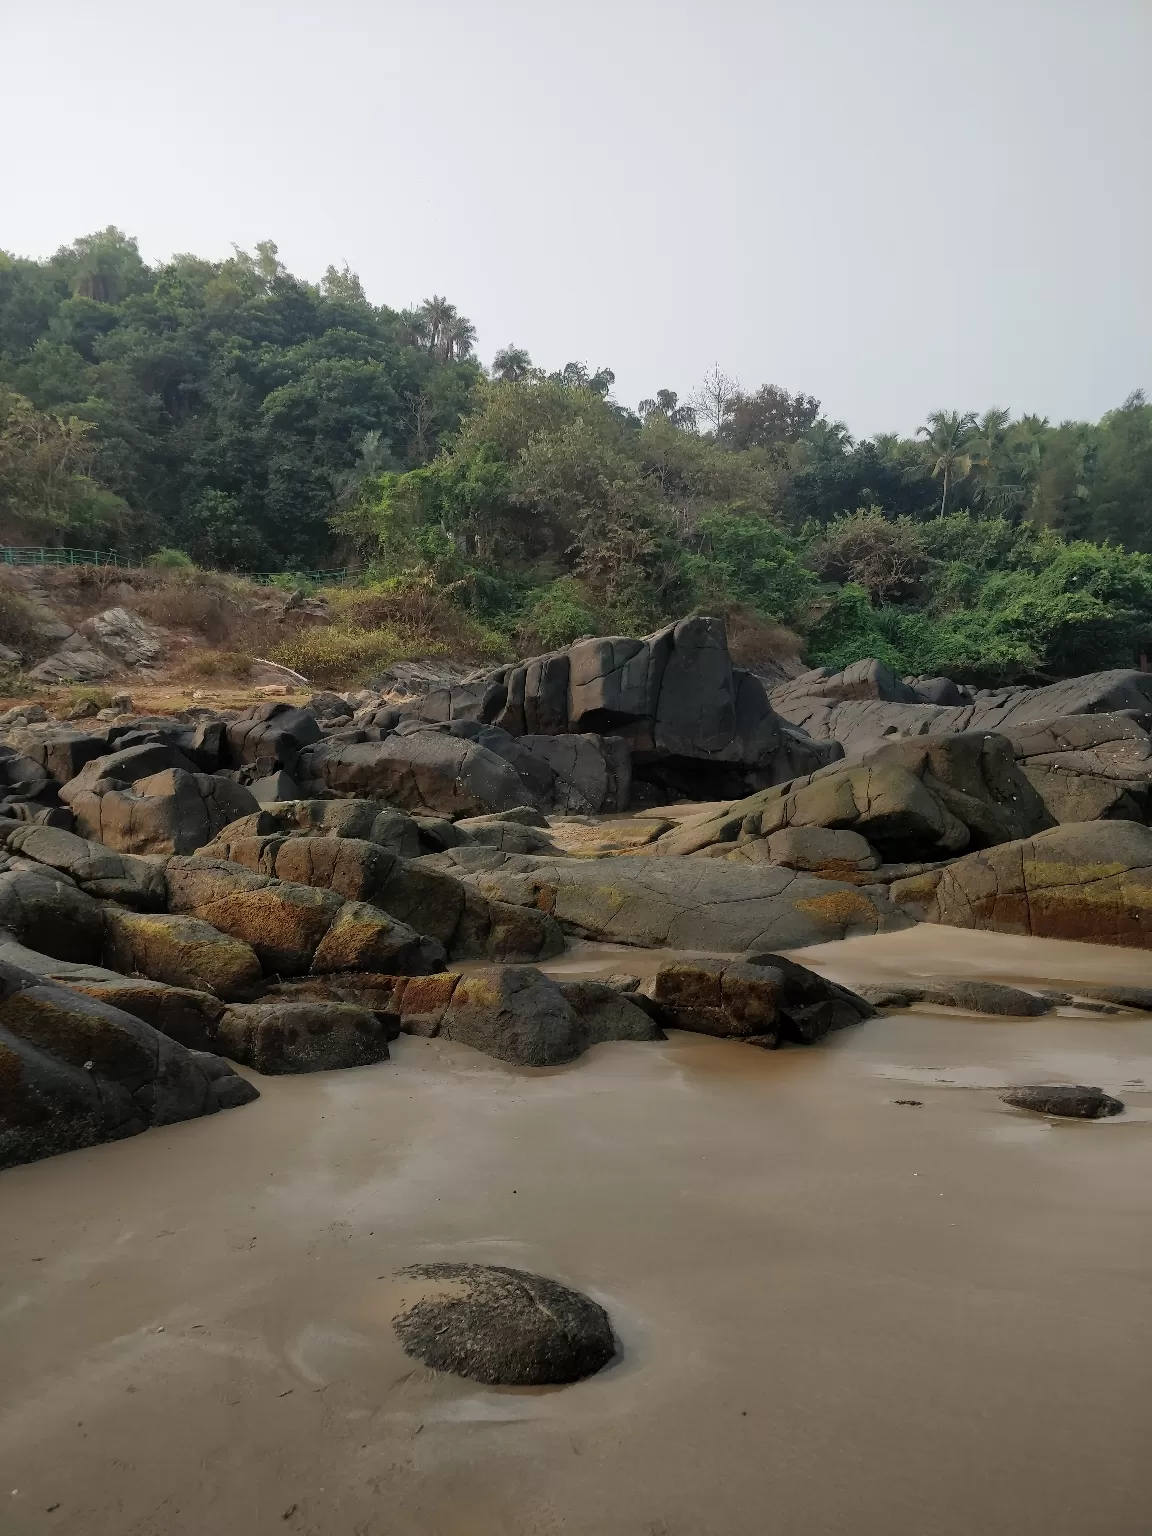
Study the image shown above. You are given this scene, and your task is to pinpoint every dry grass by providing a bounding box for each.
[0,572,54,660]
[722,606,805,671]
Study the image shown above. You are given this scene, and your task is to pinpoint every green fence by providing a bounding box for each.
[0,547,349,585]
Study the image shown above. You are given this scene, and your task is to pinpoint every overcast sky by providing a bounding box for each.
[4,0,1149,435]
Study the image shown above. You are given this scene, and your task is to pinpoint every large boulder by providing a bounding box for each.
[0,935,225,1051]
[215,1000,387,1074]
[103,908,264,1000]
[79,606,165,667]
[0,866,105,962]
[391,1263,615,1386]
[223,702,322,774]
[220,798,424,857]
[65,767,259,856]
[930,821,1152,948]
[1001,714,1152,826]
[653,731,1049,863]
[644,955,874,1045]
[0,821,167,909]
[424,849,910,951]
[0,956,256,1170]
[773,664,1152,757]
[404,616,839,798]
[384,965,660,1065]
[297,730,536,817]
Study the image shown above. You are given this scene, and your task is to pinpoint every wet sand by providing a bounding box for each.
[2,929,1151,1534]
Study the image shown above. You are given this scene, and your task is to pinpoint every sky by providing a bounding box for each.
[3,0,1149,436]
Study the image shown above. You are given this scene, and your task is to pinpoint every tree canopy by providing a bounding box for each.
[2,229,1150,684]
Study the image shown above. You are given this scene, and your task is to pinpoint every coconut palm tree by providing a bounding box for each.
[492,345,533,382]
[918,410,978,516]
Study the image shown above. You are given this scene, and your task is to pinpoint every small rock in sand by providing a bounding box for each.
[1000,1085,1124,1119]
[391,1262,615,1385]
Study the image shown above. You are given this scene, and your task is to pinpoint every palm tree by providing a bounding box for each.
[918,410,978,516]
[492,345,533,382]
[638,389,697,430]
[443,312,476,362]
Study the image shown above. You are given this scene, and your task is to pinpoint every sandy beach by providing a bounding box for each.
[1,927,1150,1535]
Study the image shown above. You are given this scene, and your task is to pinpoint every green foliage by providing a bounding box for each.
[517,578,601,652]
[146,546,195,569]
[683,514,817,623]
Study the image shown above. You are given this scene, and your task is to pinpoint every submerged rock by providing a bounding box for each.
[1000,1085,1124,1119]
[391,1262,615,1385]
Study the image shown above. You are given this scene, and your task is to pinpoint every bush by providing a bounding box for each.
[516,578,600,653]
[806,509,927,604]
[146,547,195,570]
[0,578,51,658]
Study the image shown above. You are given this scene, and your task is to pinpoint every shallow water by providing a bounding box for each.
[2,927,1151,1534]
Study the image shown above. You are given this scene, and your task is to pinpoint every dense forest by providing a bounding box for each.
[2,227,1151,684]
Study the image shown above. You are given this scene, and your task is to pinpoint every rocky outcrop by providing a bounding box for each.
[858,979,1051,1015]
[297,727,537,817]
[0,821,167,908]
[641,954,873,1045]
[772,664,1152,758]
[1001,714,1152,825]
[0,955,257,1170]
[215,999,388,1074]
[422,848,910,951]
[193,834,562,963]
[79,607,165,668]
[653,731,1050,864]
[391,1263,615,1386]
[396,616,840,799]
[65,766,259,856]
[381,965,660,1065]
[930,821,1152,948]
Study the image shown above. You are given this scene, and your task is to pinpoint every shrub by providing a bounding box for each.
[516,578,600,653]
[0,577,51,658]
[146,547,195,570]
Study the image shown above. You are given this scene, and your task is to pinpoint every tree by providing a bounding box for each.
[402,296,477,361]
[550,361,615,396]
[720,384,820,452]
[321,264,369,305]
[492,345,533,382]
[637,389,697,430]
[918,409,978,516]
[691,364,738,438]
[54,227,148,305]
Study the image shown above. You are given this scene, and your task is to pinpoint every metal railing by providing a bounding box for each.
[0,547,349,585]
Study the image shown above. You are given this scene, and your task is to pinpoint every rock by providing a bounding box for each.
[248,770,302,805]
[0,957,257,1170]
[310,901,435,974]
[67,767,260,856]
[64,698,99,721]
[225,702,322,774]
[386,965,659,1064]
[517,733,631,813]
[1000,1085,1124,1119]
[111,693,133,712]
[1001,714,1152,826]
[645,954,873,1045]
[0,867,105,962]
[171,862,344,975]
[215,1000,387,1074]
[931,821,1152,948]
[103,909,264,1000]
[773,665,1152,758]
[430,848,910,951]
[857,980,1050,1015]
[80,607,165,668]
[16,728,109,786]
[0,822,167,908]
[766,826,880,877]
[0,936,225,1052]
[59,741,198,798]
[391,1262,615,1385]
[655,731,1048,863]
[297,729,538,817]
[1074,984,1152,1011]
[456,806,551,831]
[26,640,116,685]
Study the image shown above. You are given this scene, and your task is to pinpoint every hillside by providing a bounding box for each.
[2,228,1151,689]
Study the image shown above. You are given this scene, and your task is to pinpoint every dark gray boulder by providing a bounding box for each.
[644,954,873,1046]
[1000,1085,1124,1119]
[0,866,105,962]
[0,956,257,1170]
[66,767,259,855]
[391,1262,615,1385]
[215,999,388,1074]
[858,980,1051,1015]
[0,821,167,908]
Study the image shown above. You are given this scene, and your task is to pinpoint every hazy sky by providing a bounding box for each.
[4,0,1149,435]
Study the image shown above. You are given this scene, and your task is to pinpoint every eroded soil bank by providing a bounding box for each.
[1,928,1150,1535]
